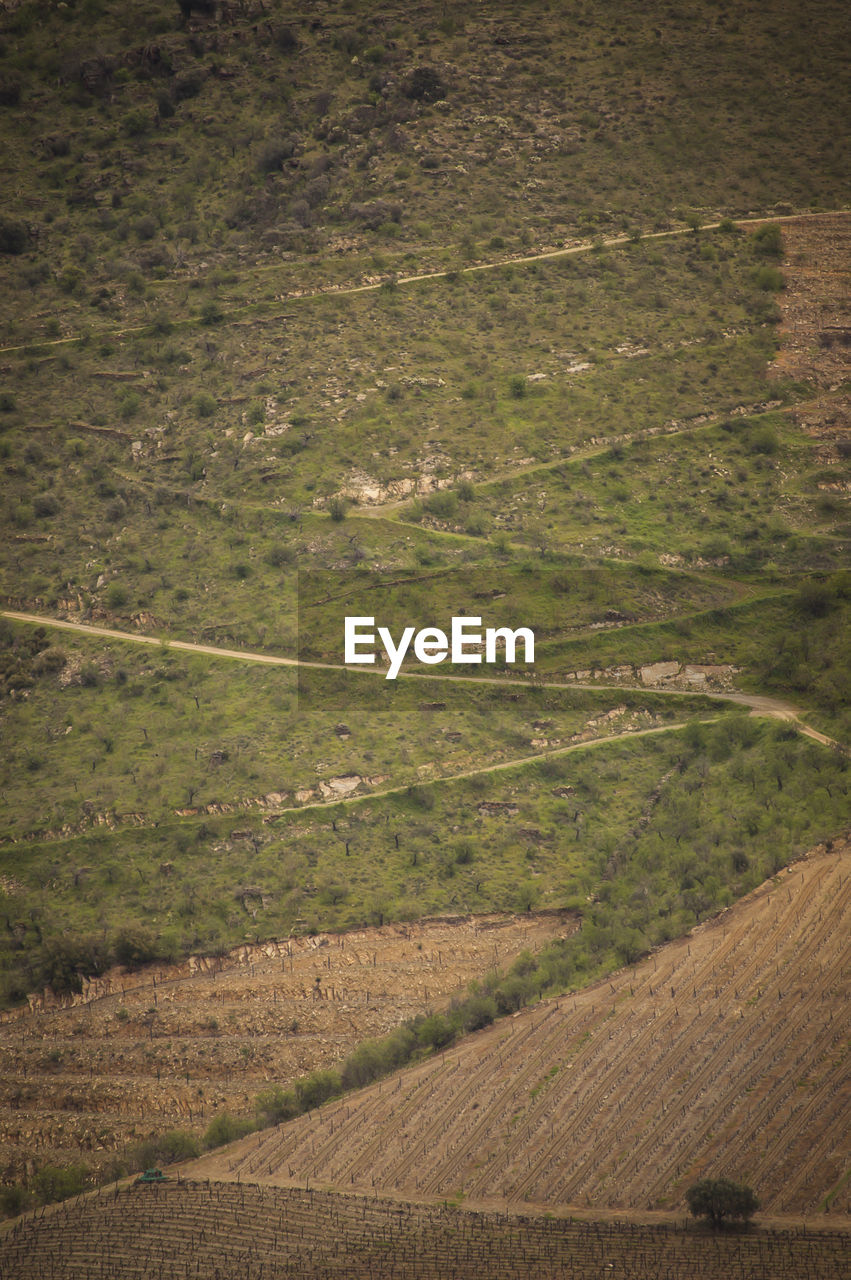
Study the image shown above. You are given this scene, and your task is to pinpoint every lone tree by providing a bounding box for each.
[686,1179,760,1228]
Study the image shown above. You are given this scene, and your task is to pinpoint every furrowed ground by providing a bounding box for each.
[0,0,849,1244]
[189,837,851,1217]
[0,909,573,1182]
[1,1183,849,1280]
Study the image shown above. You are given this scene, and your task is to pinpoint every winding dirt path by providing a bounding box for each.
[2,610,843,755]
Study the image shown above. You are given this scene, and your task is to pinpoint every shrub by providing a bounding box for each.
[751,223,782,258]
[39,936,108,994]
[686,1179,759,1227]
[199,300,223,325]
[194,392,216,418]
[273,24,298,53]
[32,646,66,674]
[177,1,215,24]
[416,1012,455,1051]
[747,425,779,455]
[113,929,159,969]
[508,374,527,398]
[753,264,784,291]
[403,66,447,102]
[794,580,835,618]
[32,1162,90,1205]
[0,1184,31,1217]
[459,994,497,1032]
[424,490,458,519]
[265,543,295,567]
[0,216,28,254]
[328,496,347,522]
[119,391,141,418]
[295,1069,342,1111]
[257,137,298,173]
[203,1113,255,1149]
[79,661,101,688]
[123,108,150,137]
[33,493,59,518]
[173,66,206,101]
[134,215,157,242]
[0,79,22,107]
[159,1129,201,1162]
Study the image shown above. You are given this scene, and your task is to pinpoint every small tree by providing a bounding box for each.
[686,1179,759,1228]
[403,66,447,102]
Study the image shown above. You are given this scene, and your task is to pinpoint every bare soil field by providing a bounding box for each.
[1,1181,848,1280]
[0,910,573,1180]
[190,837,851,1218]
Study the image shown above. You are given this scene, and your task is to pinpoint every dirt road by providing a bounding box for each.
[2,609,842,753]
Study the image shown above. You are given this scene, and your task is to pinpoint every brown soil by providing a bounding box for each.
[2,1182,849,1280]
[189,837,851,1218]
[0,910,574,1181]
[771,213,851,467]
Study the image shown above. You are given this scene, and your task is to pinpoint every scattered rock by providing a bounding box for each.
[639,661,680,685]
[317,774,363,799]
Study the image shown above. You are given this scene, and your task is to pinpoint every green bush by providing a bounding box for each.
[751,223,782,258]
[424,490,458,519]
[686,1178,759,1227]
[0,1183,32,1218]
[257,137,298,173]
[203,1112,256,1149]
[753,264,784,291]
[747,425,779,455]
[0,216,28,254]
[119,392,141,419]
[403,66,446,102]
[194,392,216,418]
[199,300,223,325]
[265,543,295,568]
[32,1162,90,1205]
[295,1069,342,1111]
[123,108,150,138]
[105,582,128,609]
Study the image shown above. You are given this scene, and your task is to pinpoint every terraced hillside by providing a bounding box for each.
[1,0,849,1241]
[0,909,572,1181]
[1,1182,849,1280]
[190,837,851,1216]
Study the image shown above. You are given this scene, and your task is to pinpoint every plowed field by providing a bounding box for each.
[1,1182,849,1280]
[191,837,851,1217]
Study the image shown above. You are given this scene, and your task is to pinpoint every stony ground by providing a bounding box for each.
[0,909,573,1181]
[771,213,851,465]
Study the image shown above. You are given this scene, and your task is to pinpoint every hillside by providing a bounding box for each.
[0,909,572,1181]
[189,837,851,1217]
[1,1183,849,1280]
[1,0,849,1240]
